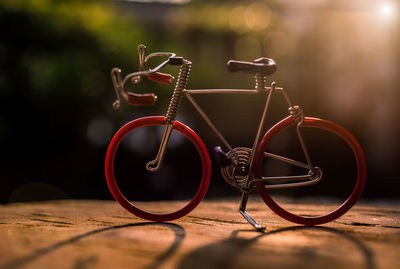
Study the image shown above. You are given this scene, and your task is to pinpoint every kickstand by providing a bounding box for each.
[239,192,265,231]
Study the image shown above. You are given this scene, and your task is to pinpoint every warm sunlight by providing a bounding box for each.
[378,1,397,22]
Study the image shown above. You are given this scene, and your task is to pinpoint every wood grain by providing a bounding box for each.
[0,199,398,269]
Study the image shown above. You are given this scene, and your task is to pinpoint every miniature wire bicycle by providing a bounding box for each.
[105,45,366,230]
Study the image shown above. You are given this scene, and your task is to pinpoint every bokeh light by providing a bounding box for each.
[122,125,156,153]
[244,2,273,31]
[263,31,295,58]
[229,6,247,33]
[81,70,106,97]
[234,36,262,60]
[87,118,113,147]
[1,0,399,202]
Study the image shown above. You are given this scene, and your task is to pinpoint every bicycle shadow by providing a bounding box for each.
[0,222,185,269]
[177,226,375,269]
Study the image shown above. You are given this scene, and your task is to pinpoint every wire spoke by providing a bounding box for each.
[263,152,310,169]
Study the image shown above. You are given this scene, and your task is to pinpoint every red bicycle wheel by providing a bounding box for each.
[105,116,211,222]
[254,116,366,225]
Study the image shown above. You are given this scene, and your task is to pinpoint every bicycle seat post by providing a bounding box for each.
[254,58,271,92]
[235,59,277,231]
[255,73,267,92]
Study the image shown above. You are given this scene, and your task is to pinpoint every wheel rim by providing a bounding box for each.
[105,116,211,222]
[254,116,366,225]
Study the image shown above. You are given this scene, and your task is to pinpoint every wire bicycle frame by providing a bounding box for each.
[106,46,365,230]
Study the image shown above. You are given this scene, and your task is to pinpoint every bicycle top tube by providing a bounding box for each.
[183,87,283,95]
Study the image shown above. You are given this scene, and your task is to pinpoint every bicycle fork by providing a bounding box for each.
[146,59,192,173]
[146,124,173,172]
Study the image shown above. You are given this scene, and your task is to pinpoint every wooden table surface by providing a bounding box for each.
[0,199,399,269]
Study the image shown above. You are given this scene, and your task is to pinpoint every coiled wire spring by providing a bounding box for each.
[221,147,252,190]
[255,74,267,91]
[165,59,192,124]
[289,105,304,124]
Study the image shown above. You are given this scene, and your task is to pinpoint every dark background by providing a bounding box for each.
[1,0,399,203]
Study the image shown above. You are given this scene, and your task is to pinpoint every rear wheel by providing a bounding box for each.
[254,116,366,225]
[105,116,211,222]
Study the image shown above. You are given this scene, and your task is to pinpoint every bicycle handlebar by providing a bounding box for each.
[146,55,183,84]
[128,92,158,106]
[148,72,174,85]
[111,46,183,109]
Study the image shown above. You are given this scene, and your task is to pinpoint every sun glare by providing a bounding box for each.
[380,3,395,18]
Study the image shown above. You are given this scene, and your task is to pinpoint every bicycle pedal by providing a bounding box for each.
[214,146,232,167]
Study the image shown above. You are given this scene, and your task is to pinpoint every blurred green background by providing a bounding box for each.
[1,0,399,203]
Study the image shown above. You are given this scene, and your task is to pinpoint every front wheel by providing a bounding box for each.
[105,116,211,222]
[254,116,366,225]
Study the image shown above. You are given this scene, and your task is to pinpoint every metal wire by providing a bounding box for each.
[289,105,304,124]
[165,59,191,124]
[221,147,252,190]
[255,74,267,91]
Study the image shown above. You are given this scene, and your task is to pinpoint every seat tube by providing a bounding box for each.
[243,84,274,189]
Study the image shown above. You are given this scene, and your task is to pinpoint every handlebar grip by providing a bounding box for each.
[128,92,157,106]
[147,72,173,85]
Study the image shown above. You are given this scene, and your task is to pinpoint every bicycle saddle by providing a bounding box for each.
[227,57,277,75]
